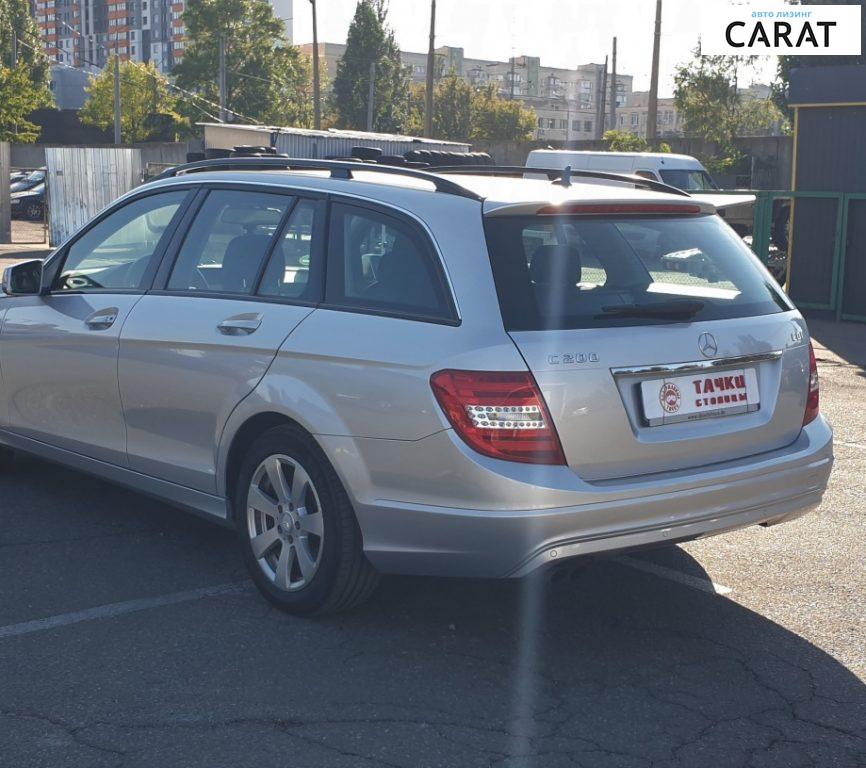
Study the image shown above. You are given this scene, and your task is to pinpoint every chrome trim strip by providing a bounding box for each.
[611,350,783,378]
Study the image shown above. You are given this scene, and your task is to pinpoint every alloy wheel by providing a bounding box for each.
[246,454,325,591]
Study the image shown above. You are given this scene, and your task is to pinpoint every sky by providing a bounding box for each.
[290,0,779,98]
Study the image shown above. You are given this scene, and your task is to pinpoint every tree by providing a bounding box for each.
[735,99,789,136]
[0,66,51,141]
[80,58,185,143]
[469,85,536,141]
[674,47,742,148]
[175,0,312,126]
[0,0,53,142]
[407,76,534,141]
[331,0,411,132]
[773,0,865,114]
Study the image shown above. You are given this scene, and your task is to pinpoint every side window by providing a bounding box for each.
[167,189,291,295]
[635,170,658,181]
[55,191,188,292]
[326,203,453,321]
[257,199,319,301]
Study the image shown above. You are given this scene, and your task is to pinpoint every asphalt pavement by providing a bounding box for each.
[0,317,863,768]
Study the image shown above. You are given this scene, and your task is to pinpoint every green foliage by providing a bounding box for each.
[0,0,53,142]
[604,130,647,152]
[735,98,789,136]
[468,85,536,141]
[407,77,535,141]
[0,66,52,141]
[674,47,741,149]
[175,0,312,126]
[331,0,411,132]
[602,130,672,153]
[80,57,186,143]
[773,0,865,114]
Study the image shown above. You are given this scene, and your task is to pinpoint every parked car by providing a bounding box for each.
[10,168,45,193]
[526,150,757,236]
[9,168,46,221]
[0,158,833,615]
[10,183,45,221]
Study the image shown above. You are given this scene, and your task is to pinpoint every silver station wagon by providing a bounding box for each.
[0,158,833,614]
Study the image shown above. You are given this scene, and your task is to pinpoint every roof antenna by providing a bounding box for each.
[559,165,572,188]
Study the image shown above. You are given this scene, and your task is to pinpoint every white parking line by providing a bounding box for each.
[614,555,732,595]
[0,581,250,640]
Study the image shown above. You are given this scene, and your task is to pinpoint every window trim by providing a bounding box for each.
[321,197,460,327]
[44,187,196,296]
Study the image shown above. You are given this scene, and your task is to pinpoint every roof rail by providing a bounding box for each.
[431,165,691,198]
[153,157,483,201]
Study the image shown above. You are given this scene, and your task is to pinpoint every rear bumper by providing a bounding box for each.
[328,417,833,578]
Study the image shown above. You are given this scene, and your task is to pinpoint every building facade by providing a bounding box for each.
[299,42,634,141]
[615,84,778,139]
[31,0,292,74]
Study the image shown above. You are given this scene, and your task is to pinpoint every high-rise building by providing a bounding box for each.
[31,0,187,72]
[31,0,291,74]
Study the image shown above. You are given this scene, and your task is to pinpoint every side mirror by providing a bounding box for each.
[2,260,44,296]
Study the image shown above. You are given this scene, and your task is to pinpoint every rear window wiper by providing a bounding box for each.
[596,299,705,320]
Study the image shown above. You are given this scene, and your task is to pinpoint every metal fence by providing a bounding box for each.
[45,147,141,246]
[717,189,866,323]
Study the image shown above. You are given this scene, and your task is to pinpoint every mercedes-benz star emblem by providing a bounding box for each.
[698,332,718,358]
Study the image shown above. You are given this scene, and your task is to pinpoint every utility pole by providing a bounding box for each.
[609,37,617,135]
[597,55,608,139]
[647,0,663,143]
[218,36,228,122]
[367,61,376,132]
[309,0,321,130]
[424,0,436,137]
[113,51,122,144]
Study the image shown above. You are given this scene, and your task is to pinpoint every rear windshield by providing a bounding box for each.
[483,214,791,331]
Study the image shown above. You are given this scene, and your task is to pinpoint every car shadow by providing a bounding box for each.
[809,317,866,381]
[1,454,864,767]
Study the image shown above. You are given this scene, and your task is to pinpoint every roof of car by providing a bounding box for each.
[141,165,716,216]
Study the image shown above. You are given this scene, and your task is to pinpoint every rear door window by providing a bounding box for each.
[325,202,455,322]
[167,189,291,295]
[257,199,320,301]
[484,213,791,331]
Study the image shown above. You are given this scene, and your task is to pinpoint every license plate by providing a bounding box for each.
[641,367,760,426]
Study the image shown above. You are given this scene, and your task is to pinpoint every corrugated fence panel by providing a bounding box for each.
[273,134,470,158]
[201,124,470,158]
[46,147,142,245]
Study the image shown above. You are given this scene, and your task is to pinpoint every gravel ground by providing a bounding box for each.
[0,316,863,768]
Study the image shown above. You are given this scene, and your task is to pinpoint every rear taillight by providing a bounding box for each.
[430,370,566,465]
[803,342,820,426]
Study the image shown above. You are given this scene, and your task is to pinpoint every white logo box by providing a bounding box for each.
[699,3,861,56]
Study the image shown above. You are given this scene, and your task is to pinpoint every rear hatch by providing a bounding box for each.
[483,201,810,482]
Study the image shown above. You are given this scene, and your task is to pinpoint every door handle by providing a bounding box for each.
[84,308,118,330]
[217,313,263,335]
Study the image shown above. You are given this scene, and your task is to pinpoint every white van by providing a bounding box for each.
[526,150,755,235]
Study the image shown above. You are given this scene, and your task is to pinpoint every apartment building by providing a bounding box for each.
[616,83,777,139]
[31,0,292,74]
[299,42,633,141]
[616,91,683,138]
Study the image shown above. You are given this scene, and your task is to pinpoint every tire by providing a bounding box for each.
[0,446,14,471]
[234,424,379,615]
